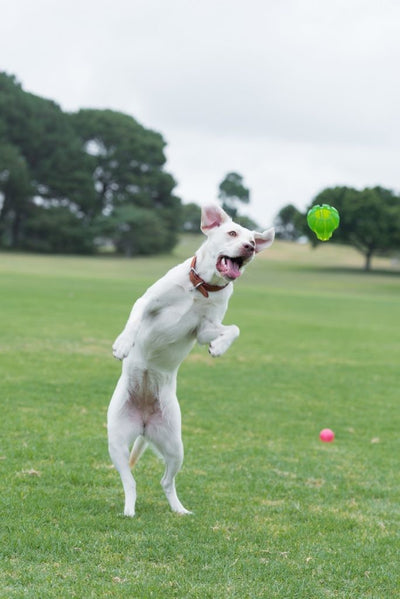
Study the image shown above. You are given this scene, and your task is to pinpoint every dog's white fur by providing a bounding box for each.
[107,205,274,516]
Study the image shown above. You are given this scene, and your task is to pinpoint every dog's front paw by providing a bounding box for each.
[208,326,239,358]
[209,336,230,358]
[112,333,133,360]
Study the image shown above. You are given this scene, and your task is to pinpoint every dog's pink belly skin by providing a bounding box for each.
[127,397,163,429]
[123,366,175,430]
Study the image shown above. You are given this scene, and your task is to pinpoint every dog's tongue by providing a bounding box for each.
[218,257,241,279]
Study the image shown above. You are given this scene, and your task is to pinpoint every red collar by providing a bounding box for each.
[189,256,228,298]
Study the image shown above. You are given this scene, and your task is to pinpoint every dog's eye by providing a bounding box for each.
[228,231,238,237]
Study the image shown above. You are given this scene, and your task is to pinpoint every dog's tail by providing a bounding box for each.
[129,436,148,469]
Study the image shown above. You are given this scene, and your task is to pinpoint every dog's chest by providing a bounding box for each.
[146,285,221,332]
[144,299,201,344]
[137,288,227,367]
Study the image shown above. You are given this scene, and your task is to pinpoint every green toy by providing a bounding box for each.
[307,204,340,241]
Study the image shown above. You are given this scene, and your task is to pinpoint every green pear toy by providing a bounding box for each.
[307,204,340,241]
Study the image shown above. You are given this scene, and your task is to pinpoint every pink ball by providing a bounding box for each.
[319,428,335,442]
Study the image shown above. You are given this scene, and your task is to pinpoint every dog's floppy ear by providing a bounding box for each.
[254,228,275,253]
[201,204,231,234]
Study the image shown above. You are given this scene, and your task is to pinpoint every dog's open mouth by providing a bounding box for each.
[216,255,244,280]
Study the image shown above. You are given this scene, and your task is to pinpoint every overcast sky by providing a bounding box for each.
[1,0,400,228]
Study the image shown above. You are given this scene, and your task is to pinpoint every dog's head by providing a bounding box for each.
[200,205,275,282]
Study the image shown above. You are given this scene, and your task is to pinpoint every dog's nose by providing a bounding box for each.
[243,242,255,253]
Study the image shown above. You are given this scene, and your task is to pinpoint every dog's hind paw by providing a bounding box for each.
[112,333,133,360]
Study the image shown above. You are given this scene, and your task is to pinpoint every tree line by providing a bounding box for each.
[2,72,400,268]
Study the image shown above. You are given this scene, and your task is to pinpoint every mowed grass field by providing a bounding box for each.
[1,239,399,598]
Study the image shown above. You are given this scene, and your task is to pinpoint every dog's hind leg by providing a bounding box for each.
[107,376,142,517]
[146,396,192,515]
[160,442,191,515]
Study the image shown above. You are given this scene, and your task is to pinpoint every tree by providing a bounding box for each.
[69,109,182,255]
[181,202,202,233]
[218,172,250,219]
[0,143,33,247]
[0,72,182,255]
[22,205,95,254]
[308,186,400,270]
[274,204,305,240]
[105,205,171,256]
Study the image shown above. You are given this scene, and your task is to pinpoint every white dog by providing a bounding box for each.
[107,204,274,516]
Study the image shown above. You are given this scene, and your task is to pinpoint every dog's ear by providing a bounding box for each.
[254,228,275,253]
[201,204,231,234]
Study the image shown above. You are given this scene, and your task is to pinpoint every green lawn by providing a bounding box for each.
[1,241,399,598]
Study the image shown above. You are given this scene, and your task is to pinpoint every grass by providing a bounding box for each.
[0,239,399,598]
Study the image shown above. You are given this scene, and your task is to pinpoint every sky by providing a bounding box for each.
[1,0,400,228]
